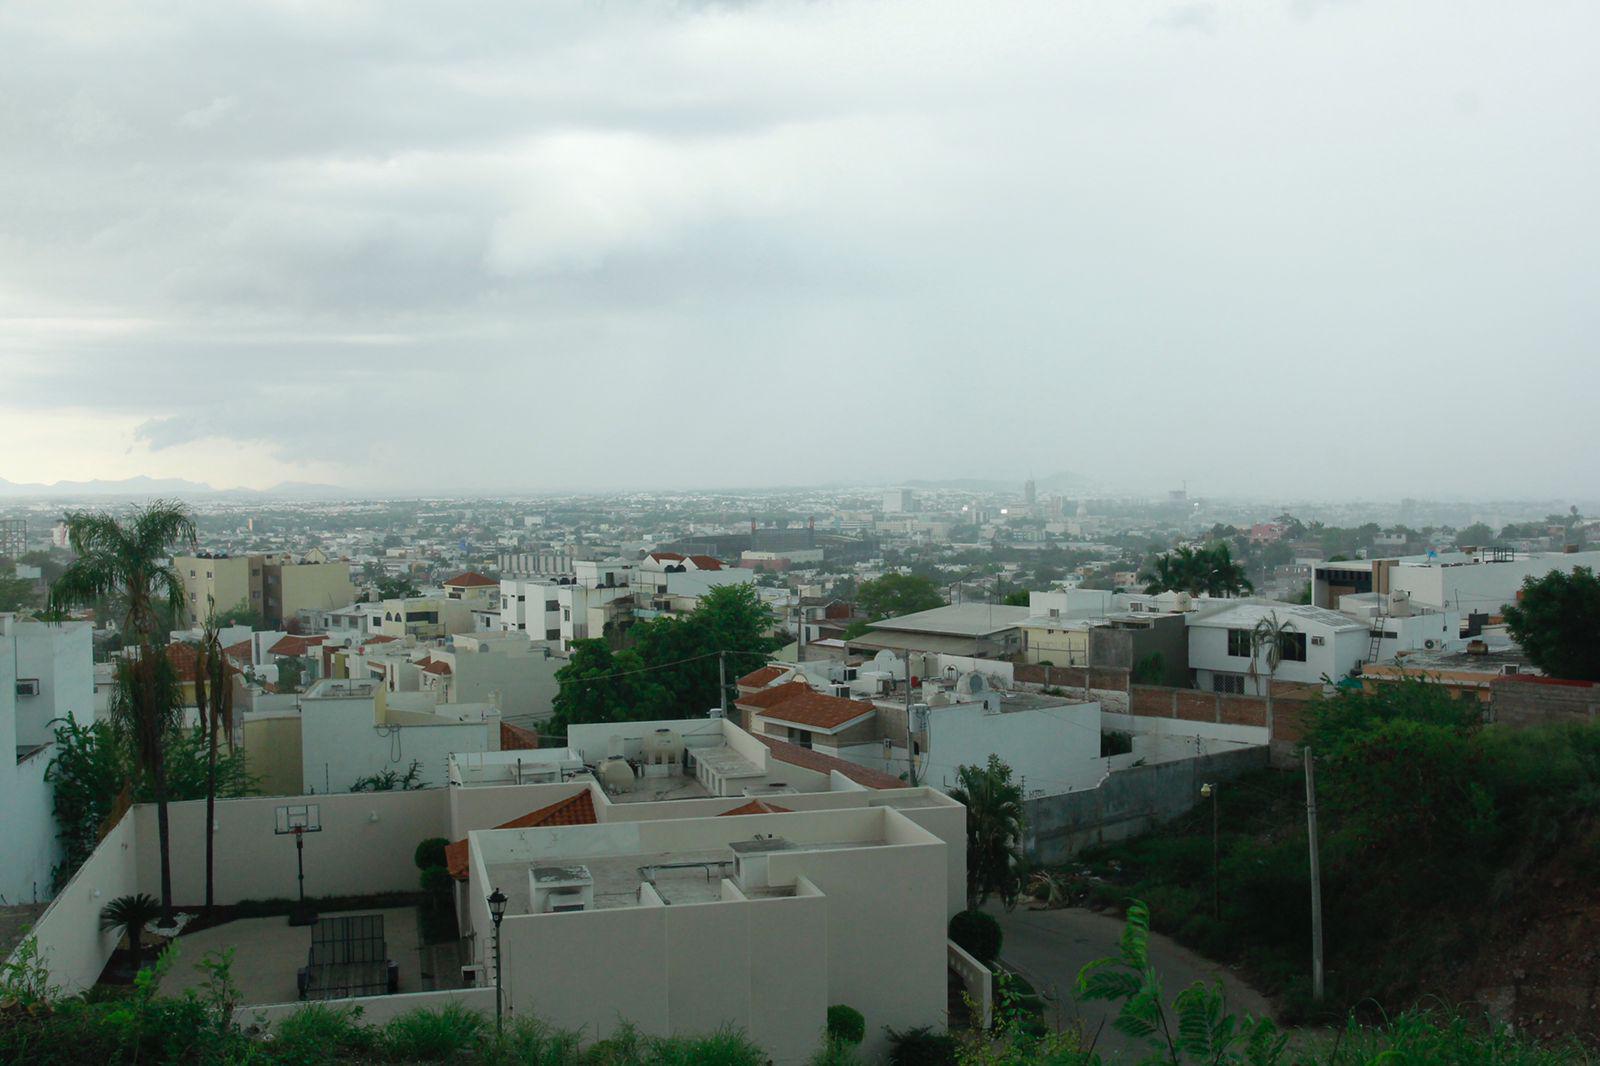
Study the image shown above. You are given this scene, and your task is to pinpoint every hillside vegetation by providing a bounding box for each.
[1077,680,1600,1044]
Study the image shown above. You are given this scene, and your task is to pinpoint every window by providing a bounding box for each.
[1226,629,1252,657]
[1213,674,1245,694]
[189,569,195,577]
[545,629,560,641]
[501,596,509,609]
[562,608,570,622]
[1277,632,1308,663]
[189,592,197,602]
[205,570,213,579]
[787,727,813,749]
[545,600,558,612]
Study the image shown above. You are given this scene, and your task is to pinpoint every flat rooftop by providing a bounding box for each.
[868,604,1030,637]
[486,840,879,913]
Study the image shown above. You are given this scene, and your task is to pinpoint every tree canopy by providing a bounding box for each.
[1503,566,1600,681]
[1141,543,1252,597]
[855,572,945,621]
[949,754,1025,910]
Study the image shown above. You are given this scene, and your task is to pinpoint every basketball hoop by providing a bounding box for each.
[276,804,323,925]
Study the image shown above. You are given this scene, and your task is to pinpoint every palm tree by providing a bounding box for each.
[1141,552,1184,595]
[948,754,1025,910]
[1199,543,1252,598]
[1248,610,1298,736]
[191,604,234,912]
[52,500,197,925]
[101,892,162,963]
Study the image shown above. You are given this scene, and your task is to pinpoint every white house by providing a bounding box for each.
[298,678,500,794]
[1,614,95,902]
[1187,602,1369,695]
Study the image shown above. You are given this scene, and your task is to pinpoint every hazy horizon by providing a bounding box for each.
[3,1,1597,499]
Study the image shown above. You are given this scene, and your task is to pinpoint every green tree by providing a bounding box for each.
[51,501,197,924]
[548,640,673,736]
[1502,566,1600,681]
[100,893,162,963]
[948,755,1025,910]
[1456,522,1495,547]
[856,573,945,621]
[628,583,779,716]
[0,572,41,612]
[1001,589,1030,607]
[213,598,264,628]
[375,574,422,599]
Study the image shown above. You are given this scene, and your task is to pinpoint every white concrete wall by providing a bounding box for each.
[0,636,63,903]
[1389,551,1600,614]
[6,617,94,747]
[8,811,140,993]
[134,788,451,905]
[922,700,1104,798]
[1189,622,1364,693]
[301,694,492,793]
[241,986,498,1029]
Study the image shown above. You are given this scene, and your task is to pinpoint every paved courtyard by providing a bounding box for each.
[158,907,435,1006]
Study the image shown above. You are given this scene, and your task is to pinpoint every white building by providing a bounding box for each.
[298,678,501,794]
[1313,549,1600,616]
[1,614,95,902]
[401,632,565,725]
[1187,602,1369,695]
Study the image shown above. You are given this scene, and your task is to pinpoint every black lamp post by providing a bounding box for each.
[487,888,508,1035]
[1200,782,1219,919]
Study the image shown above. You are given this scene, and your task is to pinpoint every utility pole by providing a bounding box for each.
[1305,746,1325,1002]
[718,650,727,718]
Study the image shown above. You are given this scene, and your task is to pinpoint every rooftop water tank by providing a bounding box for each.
[598,756,635,793]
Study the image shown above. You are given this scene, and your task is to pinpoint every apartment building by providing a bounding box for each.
[1187,602,1369,695]
[299,678,501,793]
[176,551,355,628]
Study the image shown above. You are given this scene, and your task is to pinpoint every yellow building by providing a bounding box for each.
[1017,619,1091,666]
[174,554,262,627]
[176,552,355,628]
[241,713,304,795]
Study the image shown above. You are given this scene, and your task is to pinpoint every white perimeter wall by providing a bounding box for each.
[8,811,140,993]
[135,788,452,905]
[301,697,490,793]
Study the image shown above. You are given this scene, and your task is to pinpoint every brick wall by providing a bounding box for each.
[1014,662,1129,693]
[1125,684,1317,765]
[1491,677,1600,728]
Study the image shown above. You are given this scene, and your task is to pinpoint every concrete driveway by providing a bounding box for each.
[988,904,1275,1061]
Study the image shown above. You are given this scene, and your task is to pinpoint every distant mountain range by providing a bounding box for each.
[0,476,349,500]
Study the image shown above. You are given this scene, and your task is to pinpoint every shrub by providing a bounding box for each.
[270,1002,373,1064]
[382,1001,486,1060]
[886,1024,958,1066]
[948,909,1002,963]
[479,1015,582,1065]
[420,864,454,898]
[825,1004,865,1046]
[415,837,450,871]
[809,1036,867,1065]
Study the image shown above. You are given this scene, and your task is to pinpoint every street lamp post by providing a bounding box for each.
[487,888,508,1035]
[1200,782,1219,919]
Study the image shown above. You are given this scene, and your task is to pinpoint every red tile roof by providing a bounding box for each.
[717,799,793,816]
[755,735,905,789]
[733,680,812,710]
[737,665,789,689]
[269,634,328,657]
[364,635,399,645]
[687,554,725,570]
[758,691,875,732]
[500,721,541,750]
[421,658,452,675]
[444,790,598,879]
[164,642,243,684]
[222,639,254,666]
[443,571,497,588]
[1493,674,1592,688]
[648,551,685,562]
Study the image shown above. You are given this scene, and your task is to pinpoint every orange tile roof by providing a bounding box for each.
[500,721,541,750]
[733,680,812,710]
[737,665,788,688]
[443,571,497,587]
[758,691,875,732]
[222,639,254,666]
[269,634,328,657]
[647,551,685,562]
[755,735,905,789]
[717,799,793,816]
[363,635,399,645]
[687,554,724,570]
[444,790,598,879]
[421,658,452,675]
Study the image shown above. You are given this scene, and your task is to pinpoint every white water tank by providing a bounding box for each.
[598,757,635,793]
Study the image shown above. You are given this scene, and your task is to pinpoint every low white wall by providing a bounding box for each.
[239,985,499,1029]
[948,939,993,1030]
[11,810,140,993]
[135,788,452,905]
[1103,711,1266,747]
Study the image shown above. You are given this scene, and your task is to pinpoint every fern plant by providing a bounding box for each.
[1075,900,1286,1066]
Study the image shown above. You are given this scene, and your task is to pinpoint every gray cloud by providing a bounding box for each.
[1,0,1597,497]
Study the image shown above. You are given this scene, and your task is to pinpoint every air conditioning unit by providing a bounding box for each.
[1501,664,1520,676]
[1309,636,1325,647]
[843,667,858,682]
[831,683,851,698]
[15,679,40,697]
[461,964,487,986]
[1424,639,1437,650]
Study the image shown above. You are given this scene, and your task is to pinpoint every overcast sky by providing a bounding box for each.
[2,0,1596,498]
